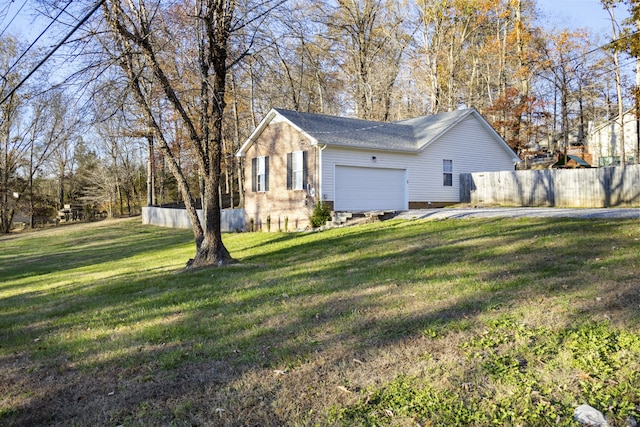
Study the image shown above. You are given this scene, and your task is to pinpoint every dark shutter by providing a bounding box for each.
[286,152,292,190]
[302,151,308,188]
[251,157,257,192]
[264,156,269,191]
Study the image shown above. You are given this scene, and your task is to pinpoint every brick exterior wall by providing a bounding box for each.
[242,122,319,231]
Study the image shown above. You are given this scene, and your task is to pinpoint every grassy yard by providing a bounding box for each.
[1,216,639,426]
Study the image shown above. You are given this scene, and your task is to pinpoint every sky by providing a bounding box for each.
[0,0,634,86]
[536,0,629,35]
[1,0,631,43]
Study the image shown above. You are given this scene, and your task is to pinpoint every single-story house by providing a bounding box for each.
[236,108,520,230]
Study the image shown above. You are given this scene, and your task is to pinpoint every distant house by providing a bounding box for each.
[236,108,520,230]
[523,128,593,170]
[552,153,592,168]
[587,110,639,166]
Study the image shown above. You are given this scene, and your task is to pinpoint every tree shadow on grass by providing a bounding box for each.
[0,221,193,285]
[1,217,639,425]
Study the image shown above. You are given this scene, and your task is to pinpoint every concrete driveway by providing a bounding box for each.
[394,207,640,220]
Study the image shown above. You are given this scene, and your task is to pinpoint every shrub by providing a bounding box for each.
[309,201,331,228]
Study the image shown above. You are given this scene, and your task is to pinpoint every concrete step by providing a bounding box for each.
[332,212,352,224]
[324,211,397,228]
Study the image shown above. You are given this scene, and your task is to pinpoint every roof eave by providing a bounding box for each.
[235,108,319,157]
[416,109,521,163]
[415,109,475,152]
[273,109,319,147]
[236,109,278,157]
[320,141,418,153]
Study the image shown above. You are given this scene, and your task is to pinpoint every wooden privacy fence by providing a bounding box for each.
[460,165,640,208]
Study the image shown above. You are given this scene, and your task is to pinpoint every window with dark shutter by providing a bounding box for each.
[253,156,269,192]
[302,151,308,189]
[264,156,269,191]
[251,158,257,192]
[287,150,306,190]
[286,152,293,190]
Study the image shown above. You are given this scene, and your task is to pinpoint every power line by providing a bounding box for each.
[0,0,105,106]
[0,0,27,38]
[592,58,637,78]
[558,30,640,67]
[1,0,73,81]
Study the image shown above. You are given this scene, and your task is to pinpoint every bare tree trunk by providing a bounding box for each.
[29,138,35,229]
[113,147,123,217]
[249,58,257,129]
[636,57,640,164]
[1,95,15,233]
[1,118,10,233]
[192,0,231,266]
[146,135,154,206]
[605,2,626,165]
[103,0,239,266]
[230,75,241,208]
[562,72,570,153]
[160,158,166,206]
[58,174,64,211]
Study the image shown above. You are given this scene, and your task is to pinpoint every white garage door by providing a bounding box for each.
[334,166,407,211]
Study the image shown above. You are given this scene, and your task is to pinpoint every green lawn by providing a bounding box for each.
[1,216,639,426]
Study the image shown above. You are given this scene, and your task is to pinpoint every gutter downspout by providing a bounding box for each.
[318,144,327,205]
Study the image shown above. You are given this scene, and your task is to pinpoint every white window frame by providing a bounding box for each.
[256,156,267,192]
[443,159,453,187]
[292,151,304,190]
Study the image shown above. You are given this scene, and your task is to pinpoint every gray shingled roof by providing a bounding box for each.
[237,107,519,162]
[395,109,474,148]
[274,108,475,152]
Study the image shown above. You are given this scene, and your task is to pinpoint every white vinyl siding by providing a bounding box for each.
[321,115,516,204]
[588,111,639,167]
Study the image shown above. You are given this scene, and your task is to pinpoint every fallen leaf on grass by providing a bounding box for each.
[337,386,351,393]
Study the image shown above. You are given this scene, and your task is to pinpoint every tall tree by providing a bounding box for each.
[23,89,83,227]
[607,0,640,163]
[540,30,594,152]
[0,36,26,233]
[0,88,21,232]
[325,0,410,120]
[101,0,284,267]
[603,0,627,164]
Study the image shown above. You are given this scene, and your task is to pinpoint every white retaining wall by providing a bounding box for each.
[460,164,640,207]
[142,207,245,231]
